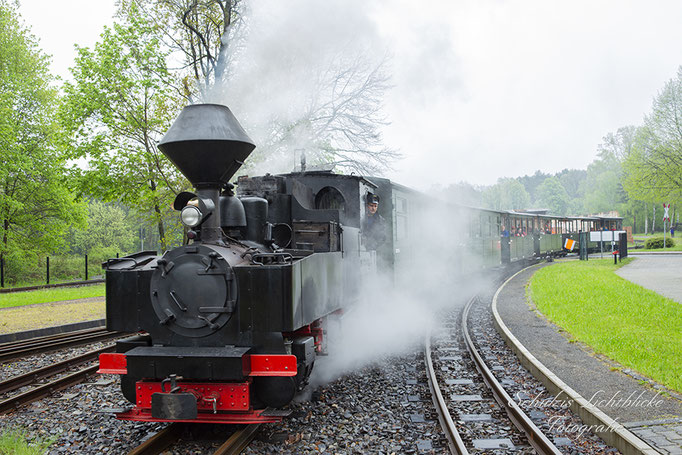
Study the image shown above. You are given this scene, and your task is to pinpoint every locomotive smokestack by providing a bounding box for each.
[158,104,256,186]
[159,104,256,243]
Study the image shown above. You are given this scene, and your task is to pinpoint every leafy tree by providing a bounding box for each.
[482,178,530,211]
[583,141,628,215]
[535,177,570,215]
[60,5,186,251]
[556,169,586,198]
[555,169,586,214]
[69,200,137,257]
[622,68,682,204]
[118,0,398,175]
[517,170,551,204]
[0,1,85,280]
[123,0,245,100]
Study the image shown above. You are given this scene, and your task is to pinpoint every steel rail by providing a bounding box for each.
[0,327,107,351]
[127,424,183,455]
[0,364,99,414]
[461,297,562,455]
[424,329,469,455]
[0,329,121,363]
[0,345,113,395]
[0,326,104,350]
[214,424,261,455]
[126,424,259,455]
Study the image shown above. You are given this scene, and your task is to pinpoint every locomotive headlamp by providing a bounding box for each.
[181,206,202,227]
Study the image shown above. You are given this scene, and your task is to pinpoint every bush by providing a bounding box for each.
[2,250,126,287]
[645,237,675,249]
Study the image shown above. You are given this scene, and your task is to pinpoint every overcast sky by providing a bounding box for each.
[18,1,682,190]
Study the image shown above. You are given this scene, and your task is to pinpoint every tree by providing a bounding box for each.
[0,1,85,279]
[438,181,483,207]
[517,170,551,204]
[239,52,399,175]
[61,4,186,251]
[482,178,530,211]
[622,67,682,203]
[556,168,586,214]
[535,177,570,215]
[583,139,628,215]
[69,200,137,257]
[118,0,399,175]
[118,0,245,101]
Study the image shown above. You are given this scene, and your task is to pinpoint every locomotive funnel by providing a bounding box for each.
[158,104,255,186]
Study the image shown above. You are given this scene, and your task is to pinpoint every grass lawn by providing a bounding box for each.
[0,283,105,309]
[529,259,682,393]
[631,243,682,252]
[0,428,54,454]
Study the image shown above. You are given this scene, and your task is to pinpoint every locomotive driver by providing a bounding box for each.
[362,192,387,251]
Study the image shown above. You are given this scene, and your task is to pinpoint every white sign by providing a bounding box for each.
[589,231,626,242]
[663,203,670,221]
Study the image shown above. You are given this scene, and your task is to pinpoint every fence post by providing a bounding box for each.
[85,254,89,281]
[46,256,50,284]
[0,256,4,288]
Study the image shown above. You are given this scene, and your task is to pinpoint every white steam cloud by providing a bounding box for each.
[311,204,491,385]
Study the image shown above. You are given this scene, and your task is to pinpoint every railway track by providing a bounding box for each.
[426,296,563,455]
[0,345,114,414]
[0,327,121,363]
[128,423,261,455]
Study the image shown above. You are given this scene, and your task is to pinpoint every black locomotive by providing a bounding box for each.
[98,104,379,423]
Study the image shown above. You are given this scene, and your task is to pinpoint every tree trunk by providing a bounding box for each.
[633,210,637,235]
[149,179,167,252]
[644,203,648,234]
[2,218,8,252]
[653,205,656,233]
[154,202,167,252]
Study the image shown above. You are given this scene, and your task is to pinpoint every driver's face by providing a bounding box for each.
[367,203,378,214]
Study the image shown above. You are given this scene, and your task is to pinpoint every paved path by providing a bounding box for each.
[497,264,682,454]
[616,255,682,304]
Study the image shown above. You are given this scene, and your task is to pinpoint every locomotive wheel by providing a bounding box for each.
[296,361,314,391]
[120,374,138,404]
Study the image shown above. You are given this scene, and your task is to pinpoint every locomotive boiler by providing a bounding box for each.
[97,104,375,424]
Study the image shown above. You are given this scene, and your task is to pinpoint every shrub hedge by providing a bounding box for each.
[645,237,675,249]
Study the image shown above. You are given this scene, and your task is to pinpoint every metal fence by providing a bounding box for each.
[0,254,121,288]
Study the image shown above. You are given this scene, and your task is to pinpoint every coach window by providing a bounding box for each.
[315,187,345,211]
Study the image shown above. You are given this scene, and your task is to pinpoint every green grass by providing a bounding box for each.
[529,259,682,393]
[632,243,682,252]
[0,428,54,455]
[0,284,105,309]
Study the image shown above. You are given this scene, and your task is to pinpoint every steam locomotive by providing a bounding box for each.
[98,104,380,424]
[97,103,623,425]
